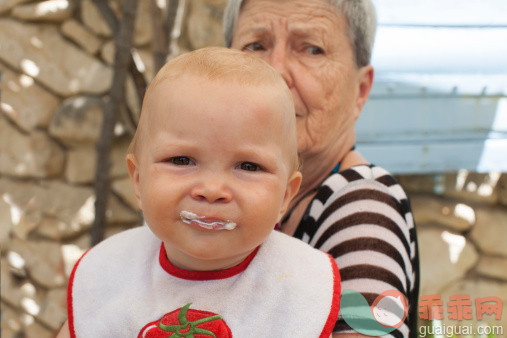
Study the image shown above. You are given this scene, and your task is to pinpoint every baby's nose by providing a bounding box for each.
[191,176,232,203]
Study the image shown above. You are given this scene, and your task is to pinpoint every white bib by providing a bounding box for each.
[68,226,340,337]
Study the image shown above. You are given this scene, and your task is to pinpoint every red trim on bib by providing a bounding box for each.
[159,243,260,281]
[320,254,342,338]
[67,248,91,338]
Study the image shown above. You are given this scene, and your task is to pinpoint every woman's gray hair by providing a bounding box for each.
[223,0,377,68]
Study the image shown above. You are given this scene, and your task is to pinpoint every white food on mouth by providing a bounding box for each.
[180,210,237,230]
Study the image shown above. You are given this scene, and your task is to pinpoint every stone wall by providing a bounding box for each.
[396,172,507,333]
[0,1,505,337]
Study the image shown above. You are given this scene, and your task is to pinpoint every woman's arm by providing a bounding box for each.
[300,168,418,337]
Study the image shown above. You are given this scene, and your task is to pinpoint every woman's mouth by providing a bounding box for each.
[180,210,237,231]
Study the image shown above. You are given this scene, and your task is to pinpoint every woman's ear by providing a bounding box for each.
[126,154,142,210]
[278,171,303,221]
[354,64,374,120]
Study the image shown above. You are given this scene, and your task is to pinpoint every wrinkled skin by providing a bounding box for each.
[231,0,373,201]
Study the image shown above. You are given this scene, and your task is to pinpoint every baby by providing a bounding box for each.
[59,47,340,337]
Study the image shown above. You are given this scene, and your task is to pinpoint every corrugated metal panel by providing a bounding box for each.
[358,97,505,142]
[356,1,507,173]
[357,139,507,174]
[373,0,507,26]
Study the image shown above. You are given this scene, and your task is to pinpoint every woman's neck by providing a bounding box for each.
[290,130,368,210]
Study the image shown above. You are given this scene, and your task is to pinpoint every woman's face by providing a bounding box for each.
[231,0,369,159]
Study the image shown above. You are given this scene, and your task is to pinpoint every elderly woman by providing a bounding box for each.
[224,0,419,336]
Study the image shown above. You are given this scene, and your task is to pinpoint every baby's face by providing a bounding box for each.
[128,75,301,271]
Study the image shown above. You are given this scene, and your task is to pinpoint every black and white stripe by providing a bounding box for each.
[294,164,419,338]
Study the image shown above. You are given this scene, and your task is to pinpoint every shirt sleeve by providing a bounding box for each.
[296,167,419,337]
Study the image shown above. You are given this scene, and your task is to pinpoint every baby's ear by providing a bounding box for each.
[126,154,142,210]
[279,171,302,220]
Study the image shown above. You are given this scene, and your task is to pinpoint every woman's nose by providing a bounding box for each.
[191,176,232,203]
[268,45,294,88]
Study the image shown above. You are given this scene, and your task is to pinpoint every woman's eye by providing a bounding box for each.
[306,46,324,55]
[169,156,194,166]
[244,42,265,52]
[237,162,260,172]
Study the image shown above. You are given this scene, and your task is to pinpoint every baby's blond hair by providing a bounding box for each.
[128,47,299,171]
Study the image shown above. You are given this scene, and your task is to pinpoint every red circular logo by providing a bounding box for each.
[370,290,408,328]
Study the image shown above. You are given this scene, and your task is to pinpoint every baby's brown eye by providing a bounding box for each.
[237,162,259,171]
[170,157,193,165]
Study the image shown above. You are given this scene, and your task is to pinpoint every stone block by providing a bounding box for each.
[180,0,225,50]
[70,231,93,252]
[0,19,112,96]
[11,0,74,22]
[34,216,64,241]
[37,287,67,331]
[61,242,86,277]
[24,320,55,338]
[0,178,139,241]
[133,0,152,47]
[439,279,507,333]
[0,302,24,337]
[100,40,115,65]
[418,228,478,296]
[0,0,31,15]
[49,96,105,146]
[107,192,141,225]
[34,181,138,233]
[80,0,114,38]
[0,118,65,178]
[112,176,138,210]
[64,147,99,184]
[0,197,14,251]
[476,256,507,281]
[61,19,102,55]
[1,259,24,307]
[470,206,507,256]
[64,137,130,184]
[12,208,42,241]
[411,195,475,231]
[442,172,499,204]
[9,237,66,288]
[0,63,59,131]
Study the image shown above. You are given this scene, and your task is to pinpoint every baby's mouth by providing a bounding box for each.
[180,211,237,231]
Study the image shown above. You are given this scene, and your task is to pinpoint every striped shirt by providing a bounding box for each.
[293,164,420,338]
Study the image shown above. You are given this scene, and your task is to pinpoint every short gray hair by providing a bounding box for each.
[223,0,377,68]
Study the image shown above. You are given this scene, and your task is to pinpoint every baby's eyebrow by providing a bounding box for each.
[234,145,281,165]
[151,139,199,152]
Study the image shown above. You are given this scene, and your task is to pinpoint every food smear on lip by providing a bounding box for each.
[180,210,237,230]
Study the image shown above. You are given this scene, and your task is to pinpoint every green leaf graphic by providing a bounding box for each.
[340,289,398,336]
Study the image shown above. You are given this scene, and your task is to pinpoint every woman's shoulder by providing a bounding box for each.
[295,164,415,245]
[318,164,409,207]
